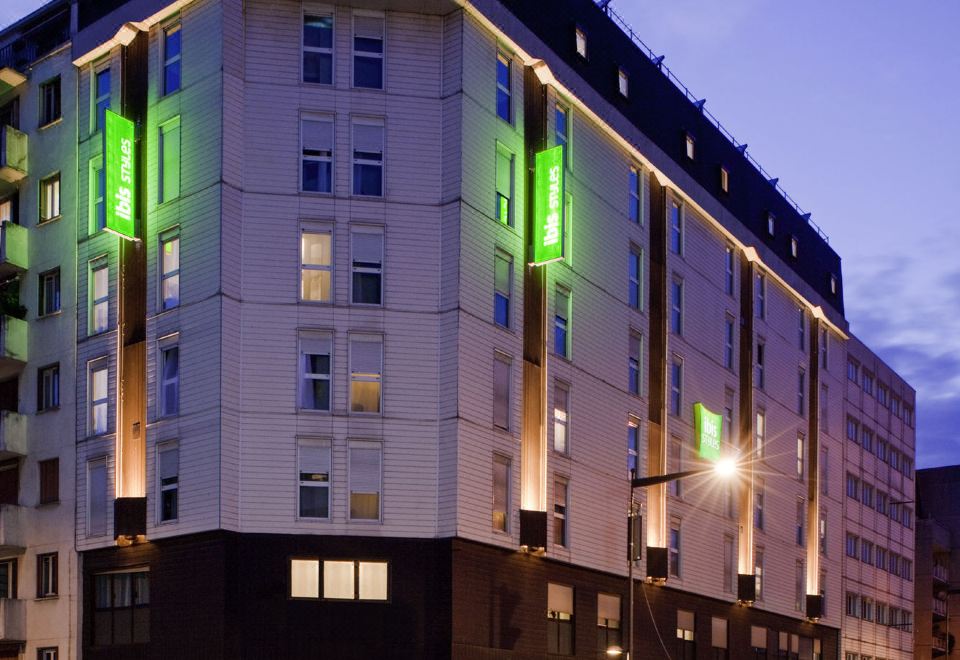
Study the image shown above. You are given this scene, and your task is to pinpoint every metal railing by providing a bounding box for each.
[934,597,948,617]
[934,563,949,583]
[934,631,949,651]
[595,1,829,242]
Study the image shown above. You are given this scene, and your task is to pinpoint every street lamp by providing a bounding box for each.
[625,459,739,660]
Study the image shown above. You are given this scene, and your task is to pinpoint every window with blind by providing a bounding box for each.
[495,144,514,225]
[597,594,621,655]
[39,458,59,505]
[547,583,574,655]
[157,442,178,522]
[290,558,388,600]
[711,617,728,659]
[352,120,384,196]
[350,335,382,414]
[87,458,107,537]
[301,115,333,193]
[88,359,107,434]
[158,341,179,418]
[158,117,180,203]
[349,442,381,520]
[351,228,383,305]
[494,250,511,327]
[493,353,510,430]
[492,454,510,532]
[553,477,568,547]
[554,286,570,358]
[163,23,181,95]
[628,331,641,395]
[303,14,333,84]
[298,439,330,519]
[553,381,569,454]
[89,158,105,232]
[301,228,333,302]
[160,229,180,310]
[299,333,331,411]
[677,609,695,660]
[353,14,384,89]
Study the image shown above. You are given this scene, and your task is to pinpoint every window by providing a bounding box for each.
[796,498,805,546]
[37,553,58,597]
[303,14,333,84]
[845,533,858,558]
[685,133,695,160]
[496,52,511,122]
[155,230,182,310]
[38,364,60,411]
[627,332,642,396]
[157,117,180,204]
[669,520,681,577]
[862,371,874,395]
[353,13,385,89]
[299,333,331,411]
[861,597,873,622]
[0,460,16,506]
[352,120,384,196]
[876,439,887,462]
[712,617,729,659]
[829,275,837,295]
[495,145,514,225]
[846,418,859,443]
[795,560,805,611]
[87,458,107,536]
[891,396,901,418]
[724,316,735,370]
[348,442,381,520]
[755,410,765,458]
[754,549,764,600]
[553,478,568,547]
[38,268,60,316]
[725,245,735,295]
[861,540,873,565]
[627,419,639,475]
[903,507,913,528]
[677,610,695,660]
[670,357,682,416]
[90,157,105,231]
[767,213,776,237]
[847,359,859,382]
[724,390,734,444]
[298,439,330,519]
[618,67,629,97]
[93,571,150,645]
[39,77,61,126]
[162,23,181,94]
[0,196,12,224]
[755,341,765,389]
[158,343,179,417]
[797,308,806,350]
[755,272,765,319]
[40,173,60,222]
[553,382,569,454]
[629,167,641,223]
[670,277,683,334]
[157,442,178,522]
[628,245,642,309]
[93,67,110,132]
[494,251,512,327]
[598,594,621,656]
[720,166,729,193]
[547,583,574,655]
[492,454,510,532]
[819,330,828,370]
[878,384,888,406]
[723,535,735,593]
[669,201,682,254]
[319,559,388,600]
[88,359,108,434]
[555,104,568,165]
[38,648,58,660]
[846,473,859,500]
[668,436,682,497]
[493,353,511,430]
[351,228,383,305]
[300,229,332,302]
[290,558,319,598]
[350,335,382,413]
[39,458,59,505]
[875,491,887,515]
[754,479,764,530]
[554,286,570,357]
[821,446,829,495]
[861,427,873,452]
[301,115,333,193]
[575,26,587,57]
[875,603,887,625]
[819,512,826,554]
[845,592,859,617]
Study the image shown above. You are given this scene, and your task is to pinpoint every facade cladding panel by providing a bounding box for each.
[0,0,913,657]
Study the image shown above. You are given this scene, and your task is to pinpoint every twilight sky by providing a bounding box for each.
[2,1,957,466]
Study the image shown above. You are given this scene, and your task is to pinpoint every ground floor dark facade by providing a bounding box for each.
[81,532,838,659]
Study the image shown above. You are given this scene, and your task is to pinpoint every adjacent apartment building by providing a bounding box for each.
[916,467,960,660]
[0,0,916,657]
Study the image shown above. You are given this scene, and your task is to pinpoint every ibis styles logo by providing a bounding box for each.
[532,145,565,265]
[694,403,722,462]
[104,110,137,240]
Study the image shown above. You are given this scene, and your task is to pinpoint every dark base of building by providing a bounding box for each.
[81,531,838,659]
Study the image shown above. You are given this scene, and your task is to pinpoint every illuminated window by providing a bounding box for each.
[158,116,181,203]
[89,258,108,334]
[796,433,805,479]
[598,594,622,655]
[629,245,642,309]
[157,441,178,522]
[163,23,181,95]
[39,76,61,126]
[40,173,60,222]
[299,332,331,411]
[350,334,382,414]
[493,352,510,430]
[712,617,728,655]
[303,14,333,84]
[720,166,729,193]
[301,115,333,194]
[37,552,58,597]
[300,229,332,302]
[629,166,641,223]
[548,583,574,655]
[754,549,764,600]
[495,144,514,225]
[88,359,108,434]
[795,561,805,612]
[93,67,110,132]
[492,454,510,532]
[685,133,695,160]
[353,14,384,89]
[298,439,330,519]
[38,268,60,316]
[553,477,568,547]
[496,52,511,122]
[87,458,107,537]
[160,230,180,310]
[93,571,150,645]
[348,442,381,520]
[790,236,798,258]
[627,418,639,475]
[677,610,695,658]
[352,120,384,196]
[351,227,383,305]
[754,479,764,529]
[554,286,570,358]
[290,558,319,598]
[158,341,179,417]
[553,381,569,454]
[575,26,587,57]
[628,331,642,395]
[291,559,387,600]
[38,364,60,412]
[494,250,511,327]
[618,67,629,97]
[767,213,776,236]
[829,275,837,295]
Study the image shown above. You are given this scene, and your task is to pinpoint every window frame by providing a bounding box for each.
[553,380,570,455]
[547,582,575,655]
[552,476,568,548]
[37,552,58,598]
[351,11,385,90]
[39,172,61,223]
[553,285,571,358]
[89,156,105,233]
[157,440,179,523]
[159,228,180,311]
[298,331,332,412]
[157,337,180,418]
[38,267,61,317]
[495,143,515,226]
[158,116,182,204]
[89,257,109,335]
[493,249,512,328]
[628,244,643,310]
[349,334,383,415]
[302,12,334,85]
[162,21,182,96]
[617,67,629,97]
[348,440,382,522]
[492,453,510,533]
[38,363,60,412]
[350,226,384,306]
[300,113,334,194]
[88,358,108,435]
[297,438,331,520]
[300,225,334,303]
[628,166,642,224]
[38,76,61,127]
[92,64,110,134]
[495,50,512,123]
[351,118,385,197]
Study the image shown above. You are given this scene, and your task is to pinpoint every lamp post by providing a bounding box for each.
[624,458,738,660]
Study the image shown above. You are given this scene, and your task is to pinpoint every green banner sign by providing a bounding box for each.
[104,109,137,240]
[694,403,722,462]
[532,145,565,265]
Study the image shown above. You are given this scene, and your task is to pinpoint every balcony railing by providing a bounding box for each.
[934,631,949,653]
[934,563,949,583]
[0,505,24,555]
[933,596,948,618]
[0,412,24,459]
[0,126,27,185]
[0,222,27,280]
[0,599,24,642]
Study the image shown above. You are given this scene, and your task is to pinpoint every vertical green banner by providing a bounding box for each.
[531,145,565,265]
[694,403,722,461]
[104,109,137,240]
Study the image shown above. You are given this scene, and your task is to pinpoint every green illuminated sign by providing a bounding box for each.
[104,109,137,240]
[532,145,565,265]
[694,403,722,462]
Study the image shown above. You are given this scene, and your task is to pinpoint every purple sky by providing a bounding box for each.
[3,1,956,466]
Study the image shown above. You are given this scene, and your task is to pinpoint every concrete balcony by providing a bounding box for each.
[0,68,26,96]
[0,126,27,186]
[0,317,26,381]
[0,412,24,460]
[0,506,23,555]
[0,599,24,642]
[934,563,949,584]
[0,222,27,280]
[933,631,949,655]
